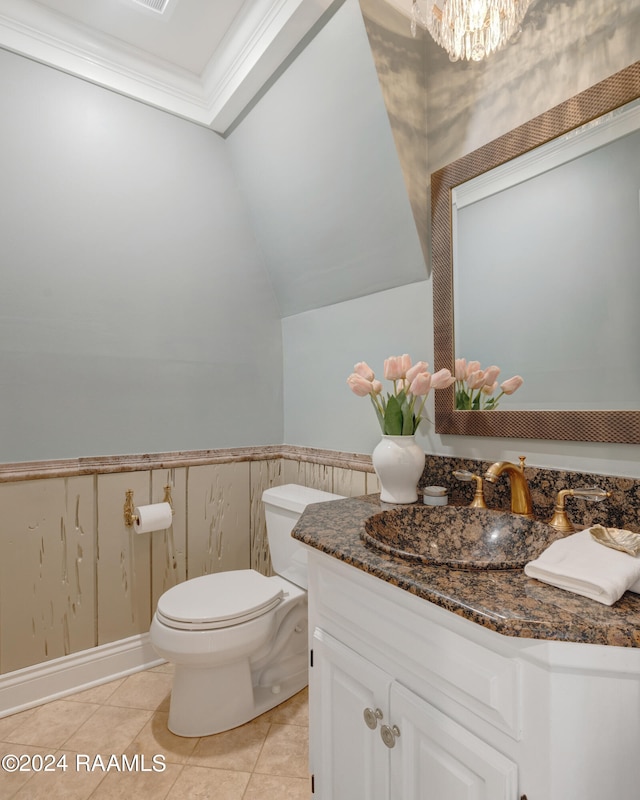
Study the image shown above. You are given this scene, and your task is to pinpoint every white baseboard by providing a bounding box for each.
[0,634,165,718]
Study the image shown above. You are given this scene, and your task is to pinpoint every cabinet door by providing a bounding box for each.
[311,629,392,800]
[389,682,518,800]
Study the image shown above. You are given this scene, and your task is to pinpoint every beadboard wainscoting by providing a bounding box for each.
[0,447,377,715]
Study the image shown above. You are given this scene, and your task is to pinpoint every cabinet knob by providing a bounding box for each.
[363,707,383,730]
[380,724,401,748]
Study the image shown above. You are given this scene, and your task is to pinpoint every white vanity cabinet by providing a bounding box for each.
[306,548,640,800]
[312,628,517,799]
[311,628,390,800]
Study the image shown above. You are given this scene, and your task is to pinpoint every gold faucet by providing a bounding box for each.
[547,487,612,533]
[452,470,487,508]
[484,456,534,518]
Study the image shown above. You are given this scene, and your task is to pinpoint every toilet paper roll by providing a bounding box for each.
[133,502,173,534]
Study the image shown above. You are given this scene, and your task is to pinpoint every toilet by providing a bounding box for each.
[149,483,344,737]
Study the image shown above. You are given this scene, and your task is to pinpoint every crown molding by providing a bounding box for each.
[0,0,338,133]
[201,0,338,133]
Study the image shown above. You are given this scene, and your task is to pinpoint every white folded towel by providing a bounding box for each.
[524,529,640,606]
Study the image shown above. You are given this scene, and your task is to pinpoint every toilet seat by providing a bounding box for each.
[156,570,284,631]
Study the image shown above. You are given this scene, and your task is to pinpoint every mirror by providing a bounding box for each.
[432,61,640,444]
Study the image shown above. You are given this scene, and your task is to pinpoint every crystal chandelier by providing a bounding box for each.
[411,0,533,62]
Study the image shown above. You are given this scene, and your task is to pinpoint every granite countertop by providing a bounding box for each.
[292,494,640,648]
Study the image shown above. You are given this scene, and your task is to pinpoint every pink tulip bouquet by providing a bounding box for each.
[454,358,523,410]
[347,355,455,436]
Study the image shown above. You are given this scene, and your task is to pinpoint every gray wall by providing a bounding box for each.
[2,0,639,479]
[274,0,640,478]
[226,0,427,318]
[0,48,283,461]
[1,0,425,463]
[282,282,433,452]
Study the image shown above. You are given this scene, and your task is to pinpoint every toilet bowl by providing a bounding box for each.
[149,483,344,737]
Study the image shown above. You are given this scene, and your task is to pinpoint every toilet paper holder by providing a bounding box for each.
[124,485,174,527]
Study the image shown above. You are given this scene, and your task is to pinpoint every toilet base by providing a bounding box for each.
[168,658,252,737]
[167,657,308,737]
[151,576,310,737]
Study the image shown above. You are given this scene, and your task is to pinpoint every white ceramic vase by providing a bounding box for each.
[372,435,425,504]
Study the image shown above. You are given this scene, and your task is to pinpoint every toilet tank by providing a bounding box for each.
[262,484,344,589]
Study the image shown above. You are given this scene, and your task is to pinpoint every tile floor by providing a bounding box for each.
[0,663,310,799]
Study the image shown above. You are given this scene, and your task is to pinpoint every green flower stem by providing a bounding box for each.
[455,380,471,410]
[454,380,504,410]
[371,393,385,416]
[414,393,428,424]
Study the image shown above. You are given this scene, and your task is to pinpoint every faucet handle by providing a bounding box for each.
[518,455,527,471]
[571,486,611,502]
[453,470,487,509]
[547,486,611,533]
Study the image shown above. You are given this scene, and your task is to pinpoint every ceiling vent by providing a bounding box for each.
[131,0,171,13]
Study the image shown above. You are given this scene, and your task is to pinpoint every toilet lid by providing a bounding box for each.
[156,570,284,631]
